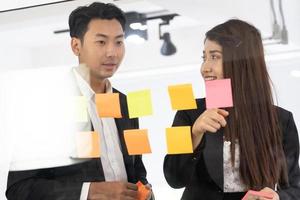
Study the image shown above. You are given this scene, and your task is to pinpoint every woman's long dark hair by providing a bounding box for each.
[205,19,288,190]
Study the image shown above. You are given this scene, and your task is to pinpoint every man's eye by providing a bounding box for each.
[97,41,105,45]
[116,41,123,45]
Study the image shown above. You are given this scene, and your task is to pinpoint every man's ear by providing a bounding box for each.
[71,37,81,56]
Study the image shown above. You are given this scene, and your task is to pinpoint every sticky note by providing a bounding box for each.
[242,190,273,200]
[166,126,193,154]
[136,181,150,200]
[168,84,197,110]
[205,79,233,109]
[127,89,153,118]
[124,129,152,155]
[95,93,122,118]
[75,96,88,122]
[76,131,100,158]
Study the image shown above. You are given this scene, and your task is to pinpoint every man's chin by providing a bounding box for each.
[96,73,114,80]
[89,69,117,81]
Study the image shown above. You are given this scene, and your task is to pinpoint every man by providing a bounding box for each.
[6,2,152,200]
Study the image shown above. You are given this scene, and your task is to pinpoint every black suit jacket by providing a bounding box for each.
[6,89,149,200]
[164,98,300,200]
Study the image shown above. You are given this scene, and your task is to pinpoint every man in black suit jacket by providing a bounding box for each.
[6,2,152,200]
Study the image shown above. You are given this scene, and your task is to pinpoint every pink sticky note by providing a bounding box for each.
[205,79,233,109]
[242,190,273,200]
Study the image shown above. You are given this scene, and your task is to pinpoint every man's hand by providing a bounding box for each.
[144,184,153,200]
[87,181,138,200]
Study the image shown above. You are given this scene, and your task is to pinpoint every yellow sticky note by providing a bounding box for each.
[166,126,193,154]
[76,131,100,158]
[75,96,88,122]
[168,84,197,110]
[127,89,153,118]
[124,129,152,155]
[95,93,122,118]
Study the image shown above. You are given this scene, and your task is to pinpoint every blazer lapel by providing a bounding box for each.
[113,88,130,156]
[113,88,134,165]
[114,91,137,181]
[203,130,223,190]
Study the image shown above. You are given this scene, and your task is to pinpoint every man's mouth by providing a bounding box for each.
[102,63,117,68]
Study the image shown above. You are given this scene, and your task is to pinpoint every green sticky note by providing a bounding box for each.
[127,89,153,118]
[75,96,88,122]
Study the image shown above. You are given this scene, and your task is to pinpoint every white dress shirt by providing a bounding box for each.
[72,67,127,199]
[223,140,277,192]
[223,140,248,192]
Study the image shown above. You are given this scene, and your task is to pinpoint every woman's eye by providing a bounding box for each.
[211,54,222,60]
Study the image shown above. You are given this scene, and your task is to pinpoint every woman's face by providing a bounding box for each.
[201,39,224,80]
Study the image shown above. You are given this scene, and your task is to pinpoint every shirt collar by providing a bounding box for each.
[72,66,112,100]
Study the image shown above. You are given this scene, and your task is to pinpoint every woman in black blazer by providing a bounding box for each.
[164,19,300,200]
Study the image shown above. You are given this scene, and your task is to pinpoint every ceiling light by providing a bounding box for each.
[126,35,146,44]
[160,32,176,56]
[130,23,147,31]
[125,12,148,42]
[159,16,177,56]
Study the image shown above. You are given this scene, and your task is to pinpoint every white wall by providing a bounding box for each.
[0,0,300,199]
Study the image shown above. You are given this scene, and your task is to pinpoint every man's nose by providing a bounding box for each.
[105,43,117,57]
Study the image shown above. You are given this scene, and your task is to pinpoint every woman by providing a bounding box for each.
[163,19,300,200]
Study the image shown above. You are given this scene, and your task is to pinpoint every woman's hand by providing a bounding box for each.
[260,187,279,200]
[191,108,229,149]
[246,187,279,200]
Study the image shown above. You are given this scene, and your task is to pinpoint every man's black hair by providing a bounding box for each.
[69,2,126,41]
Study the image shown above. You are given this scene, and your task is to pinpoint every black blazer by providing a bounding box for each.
[164,98,300,200]
[6,89,149,200]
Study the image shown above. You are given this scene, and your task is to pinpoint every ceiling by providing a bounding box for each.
[0,0,300,72]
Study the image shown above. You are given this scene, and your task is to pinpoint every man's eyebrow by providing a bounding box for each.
[95,33,107,38]
[115,34,124,39]
[94,33,124,39]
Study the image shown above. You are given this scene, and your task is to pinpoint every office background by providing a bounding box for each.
[0,0,300,199]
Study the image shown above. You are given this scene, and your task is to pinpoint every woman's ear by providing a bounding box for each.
[71,37,81,56]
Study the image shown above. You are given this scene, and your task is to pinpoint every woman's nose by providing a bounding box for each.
[202,62,212,73]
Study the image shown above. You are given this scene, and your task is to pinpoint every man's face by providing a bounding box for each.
[72,19,125,81]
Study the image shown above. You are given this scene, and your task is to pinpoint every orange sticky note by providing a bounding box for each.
[168,84,197,110]
[127,89,153,118]
[95,93,122,118]
[242,190,273,200]
[76,131,100,158]
[136,181,150,200]
[124,129,152,155]
[166,126,193,154]
[205,79,233,109]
